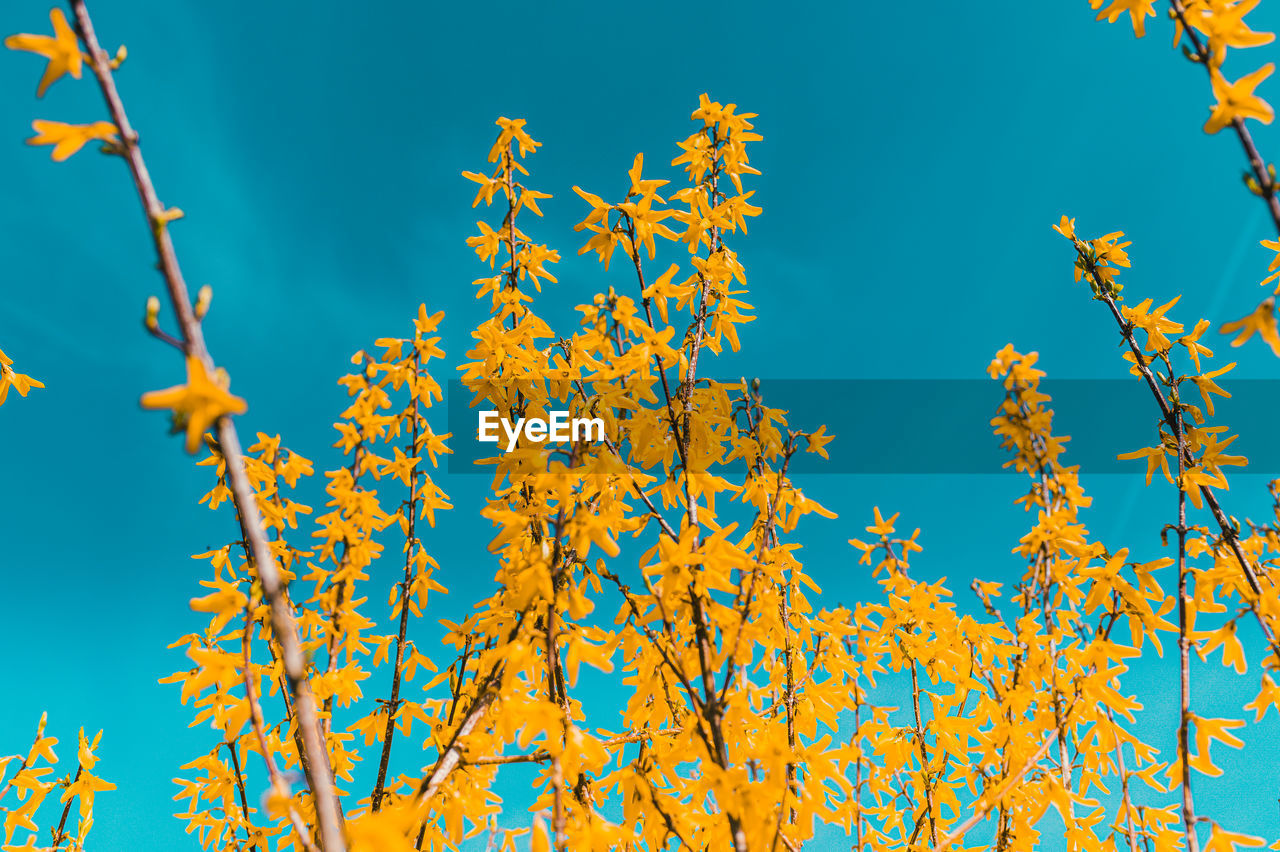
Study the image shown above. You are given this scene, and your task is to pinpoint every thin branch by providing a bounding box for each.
[372,350,424,812]
[241,603,320,852]
[910,661,939,849]
[415,681,498,804]
[69,4,346,849]
[463,728,683,767]
[49,765,81,851]
[936,732,1058,850]
[1074,264,1280,661]
[223,742,259,852]
[0,726,44,805]
[1174,400,1201,852]
[1168,0,1280,236]
[1106,708,1140,852]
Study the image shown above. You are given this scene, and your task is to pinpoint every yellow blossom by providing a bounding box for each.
[4,9,83,97]
[0,347,44,406]
[1092,0,1157,38]
[1205,63,1274,134]
[140,355,247,453]
[1220,296,1280,354]
[26,120,118,161]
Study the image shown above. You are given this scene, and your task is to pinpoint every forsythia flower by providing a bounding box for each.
[3,8,82,97]
[140,355,247,453]
[26,119,119,161]
[1,716,111,850]
[0,347,44,406]
[1260,237,1280,290]
[1185,0,1274,66]
[1092,0,1158,38]
[1123,296,1184,352]
[1220,296,1280,354]
[1205,63,1274,133]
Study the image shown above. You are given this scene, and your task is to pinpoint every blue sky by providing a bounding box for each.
[3,1,1280,849]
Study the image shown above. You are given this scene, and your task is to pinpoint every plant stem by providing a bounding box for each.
[69,4,345,848]
[1168,0,1280,236]
[371,351,423,812]
[1174,401,1201,852]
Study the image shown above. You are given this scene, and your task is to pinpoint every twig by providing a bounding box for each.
[1174,401,1201,852]
[223,742,259,852]
[415,682,498,803]
[49,765,81,851]
[910,662,939,849]
[463,728,682,766]
[935,732,1058,850]
[69,4,346,849]
[1076,265,1280,661]
[1168,0,1280,236]
[1106,707,1140,852]
[241,603,320,852]
[372,350,424,812]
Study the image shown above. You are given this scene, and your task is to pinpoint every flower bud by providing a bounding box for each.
[195,285,212,320]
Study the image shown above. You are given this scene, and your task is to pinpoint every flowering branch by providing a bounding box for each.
[67,4,346,849]
[1168,0,1280,236]
[1063,231,1280,663]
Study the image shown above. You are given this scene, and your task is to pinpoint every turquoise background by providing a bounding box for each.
[3,1,1280,848]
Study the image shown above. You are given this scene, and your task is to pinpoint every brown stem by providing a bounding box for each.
[1106,707,1140,852]
[623,220,690,474]
[936,732,1058,850]
[372,351,423,812]
[910,661,939,849]
[780,578,799,826]
[69,4,346,849]
[1168,0,1280,235]
[324,442,366,737]
[853,694,864,852]
[415,682,498,803]
[412,616,533,813]
[224,742,259,852]
[242,603,320,852]
[546,565,567,851]
[677,126,722,534]
[720,436,798,705]
[463,728,682,766]
[0,724,45,805]
[1174,402,1201,852]
[235,536,312,786]
[1088,286,1280,659]
[49,765,82,851]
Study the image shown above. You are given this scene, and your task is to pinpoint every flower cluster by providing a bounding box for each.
[11,5,1280,852]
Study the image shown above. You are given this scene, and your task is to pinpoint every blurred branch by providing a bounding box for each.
[68,3,346,849]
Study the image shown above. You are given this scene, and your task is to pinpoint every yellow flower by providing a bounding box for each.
[1121,295,1184,352]
[1191,361,1236,417]
[26,120,119,161]
[1093,0,1157,38]
[805,425,834,459]
[1220,296,1280,355]
[1117,444,1172,486]
[0,346,44,406]
[1179,318,1214,371]
[1052,215,1076,241]
[1260,237,1280,291]
[1192,0,1274,67]
[1205,63,1275,134]
[4,8,83,97]
[140,355,248,453]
